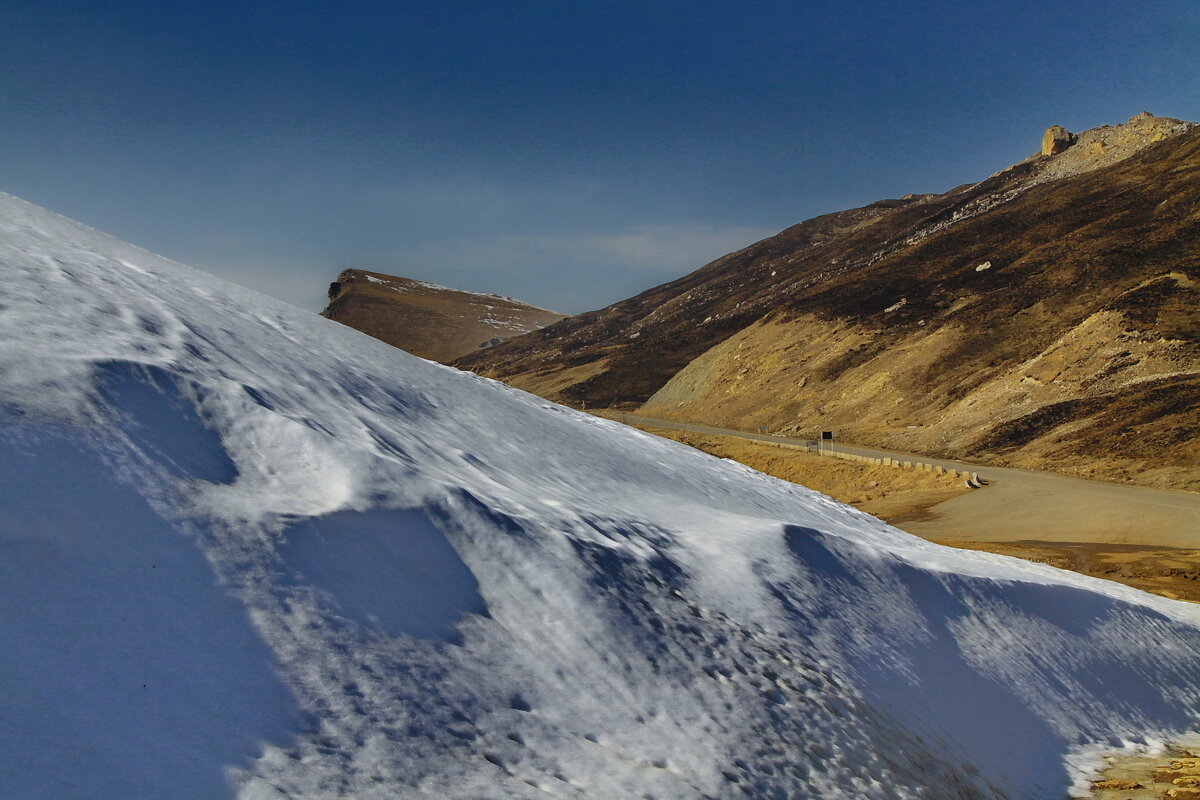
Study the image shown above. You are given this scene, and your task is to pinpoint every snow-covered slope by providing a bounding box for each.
[0,191,1197,800]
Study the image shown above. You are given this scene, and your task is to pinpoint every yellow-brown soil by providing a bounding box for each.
[641,312,1200,493]
[645,427,1200,604]
[1090,745,1200,800]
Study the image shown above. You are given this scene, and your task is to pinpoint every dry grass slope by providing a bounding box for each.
[458,115,1200,490]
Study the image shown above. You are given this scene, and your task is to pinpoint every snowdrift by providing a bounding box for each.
[0,192,1197,799]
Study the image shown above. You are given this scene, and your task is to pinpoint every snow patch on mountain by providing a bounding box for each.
[1,191,1198,799]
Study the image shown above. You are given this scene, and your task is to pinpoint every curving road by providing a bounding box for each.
[609,412,1200,548]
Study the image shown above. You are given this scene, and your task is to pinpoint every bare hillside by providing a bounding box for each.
[455,114,1200,490]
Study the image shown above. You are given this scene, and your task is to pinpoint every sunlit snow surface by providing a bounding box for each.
[0,191,1198,799]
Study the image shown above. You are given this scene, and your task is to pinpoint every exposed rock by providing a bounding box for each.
[1042,125,1076,156]
[1033,112,1194,184]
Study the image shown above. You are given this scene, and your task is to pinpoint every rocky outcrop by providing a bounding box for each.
[1041,125,1075,156]
[1029,112,1194,185]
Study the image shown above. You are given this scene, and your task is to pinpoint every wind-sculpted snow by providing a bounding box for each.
[0,191,1197,799]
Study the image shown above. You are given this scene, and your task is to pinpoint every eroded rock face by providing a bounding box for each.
[1042,125,1076,156]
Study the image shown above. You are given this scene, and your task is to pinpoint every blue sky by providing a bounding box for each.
[2,0,1197,313]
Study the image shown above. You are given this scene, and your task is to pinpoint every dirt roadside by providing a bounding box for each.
[642,427,971,518]
[640,426,1200,604]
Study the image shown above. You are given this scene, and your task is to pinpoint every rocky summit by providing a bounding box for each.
[454,114,1200,491]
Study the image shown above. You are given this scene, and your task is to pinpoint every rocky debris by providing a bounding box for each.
[1042,125,1076,156]
[1032,111,1195,185]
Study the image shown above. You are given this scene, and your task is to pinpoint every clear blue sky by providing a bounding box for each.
[3,0,1197,313]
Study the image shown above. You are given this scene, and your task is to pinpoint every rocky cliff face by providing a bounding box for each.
[321,269,565,363]
[454,114,1199,490]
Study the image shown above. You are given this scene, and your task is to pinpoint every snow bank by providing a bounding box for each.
[1,191,1198,799]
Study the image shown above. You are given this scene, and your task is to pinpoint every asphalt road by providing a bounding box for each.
[611,412,1200,548]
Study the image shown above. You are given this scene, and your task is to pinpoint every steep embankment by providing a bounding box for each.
[322,268,564,362]
[456,114,1200,490]
[4,191,1200,799]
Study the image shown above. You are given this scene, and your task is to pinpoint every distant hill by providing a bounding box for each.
[455,113,1200,490]
[321,269,565,362]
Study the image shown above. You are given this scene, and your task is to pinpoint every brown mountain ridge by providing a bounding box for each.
[454,113,1200,491]
[322,269,565,362]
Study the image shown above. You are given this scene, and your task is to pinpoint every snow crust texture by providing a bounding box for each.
[1,191,1198,799]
